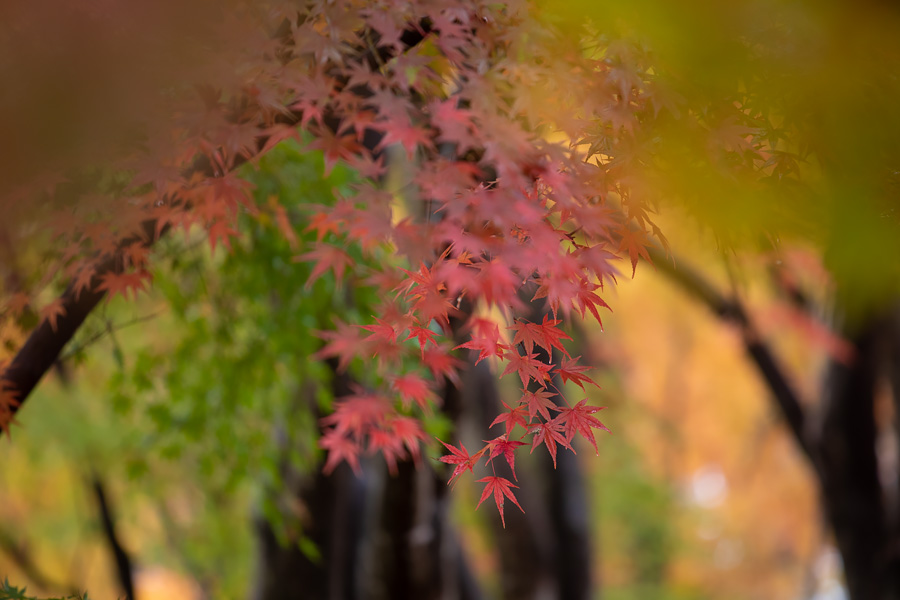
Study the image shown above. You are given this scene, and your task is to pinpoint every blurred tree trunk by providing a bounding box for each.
[816,313,900,600]
[654,249,900,600]
[364,372,487,600]
[250,462,366,600]
[249,365,366,600]
[250,356,485,600]
[250,313,596,600]
[458,291,595,600]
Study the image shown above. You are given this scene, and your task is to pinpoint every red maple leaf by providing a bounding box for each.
[320,389,389,438]
[368,427,405,475]
[509,319,542,355]
[489,401,529,435]
[294,243,354,288]
[400,262,456,326]
[617,226,654,277]
[359,317,398,344]
[454,336,507,365]
[391,374,436,412]
[501,350,552,389]
[268,196,298,250]
[529,420,573,468]
[390,416,427,466]
[122,242,150,270]
[96,270,152,301]
[374,116,435,158]
[39,299,66,332]
[571,280,611,327]
[303,206,342,241]
[207,220,240,254]
[320,430,361,475]
[509,314,572,358]
[438,439,482,486]
[469,258,521,309]
[305,129,362,175]
[521,388,559,421]
[0,384,21,438]
[4,292,30,317]
[455,316,507,363]
[405,324,440,357]
[556,355,601,390]
[313,319,370,371]
[423,346,462,387]
[554,399,610,455]
[429,99,477,151]
[476,476,524,528]
[484,435,526,480]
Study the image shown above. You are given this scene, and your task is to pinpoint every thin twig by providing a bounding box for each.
[90,474,135,600]
[60,310,165,362]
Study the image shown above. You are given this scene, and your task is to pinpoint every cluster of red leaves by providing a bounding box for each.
[438,317,609,526]
[277,2,642,520]
[0,0,676,518]
[319,386,428,476]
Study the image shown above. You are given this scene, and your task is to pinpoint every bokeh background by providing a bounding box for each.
[0,148,850,598]
[2,0,900,598]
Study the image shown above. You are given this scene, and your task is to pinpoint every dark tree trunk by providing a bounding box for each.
[465,360,556,600]
[545,404,594,600]
[250,462,366,600]
[365,458,482,600]
[463,294,595,600]
[652,248,900,600]
[816,315,900,600]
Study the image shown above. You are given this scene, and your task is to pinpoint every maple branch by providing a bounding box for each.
[647,247,815,463]
[2,219,158,418]
[0,22,431,423]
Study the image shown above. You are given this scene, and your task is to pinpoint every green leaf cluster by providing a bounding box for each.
[0,579,89,600]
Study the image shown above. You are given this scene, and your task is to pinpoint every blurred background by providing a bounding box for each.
[0,144,851,599]
[2,0,900,599]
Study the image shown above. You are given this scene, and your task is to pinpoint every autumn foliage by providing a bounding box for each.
[10,0,819,521]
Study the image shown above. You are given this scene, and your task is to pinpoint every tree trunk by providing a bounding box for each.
[652,249,900,600]
[250,462,366,600]
[816,314,900,600]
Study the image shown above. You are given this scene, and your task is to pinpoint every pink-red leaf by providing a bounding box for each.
[295,243,353,288]
[529,420,573,468]
[320,430,361,475]
[510,314,572,358]
[313,319,370,371]
[484,435,526,480]
[39,299,66,332]
[476,476,524,528]
[438,439,482,486]
[454,336,507,365]
[571,280,611,327]
[521,388,559,422]
[405,324,440,357]
[556,356,601,390]
[489,401,529,435]
[391,374,436,413]
[501,350,552,389]
[554,399,610,455]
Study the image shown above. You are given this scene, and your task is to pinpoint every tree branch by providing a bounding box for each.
[91,475,135,600]
[0,21,430,424]
[647,247,815,465]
